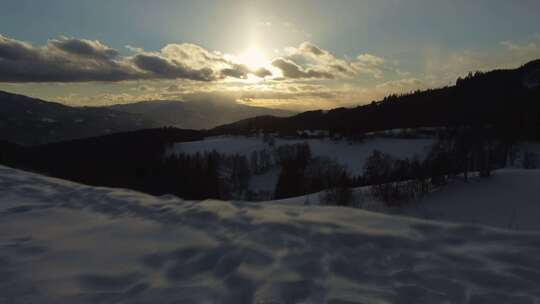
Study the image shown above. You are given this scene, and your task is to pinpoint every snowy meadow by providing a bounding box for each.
[2,165,540,303]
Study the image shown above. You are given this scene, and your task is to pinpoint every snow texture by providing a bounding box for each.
[269,169,540,231]
[1,165,540,303]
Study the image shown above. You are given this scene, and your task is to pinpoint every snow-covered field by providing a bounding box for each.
[168,136,434,176]
[168,136,434,199]
[2,165,540,303]
[397,169,540,231]
[267,169,540,231]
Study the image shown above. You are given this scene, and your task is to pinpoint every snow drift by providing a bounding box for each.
[1,165,540,303]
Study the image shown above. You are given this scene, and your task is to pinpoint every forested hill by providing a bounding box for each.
[212,59,540,140]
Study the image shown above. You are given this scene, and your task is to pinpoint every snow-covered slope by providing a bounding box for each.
[395,169,540,231]
[268,169,540,231]
[1,166,540,303]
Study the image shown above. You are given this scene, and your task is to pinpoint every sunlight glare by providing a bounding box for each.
[239,47,269,70]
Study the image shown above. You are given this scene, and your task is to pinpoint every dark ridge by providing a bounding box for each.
[0,90,160,145]
[210,59,540,141]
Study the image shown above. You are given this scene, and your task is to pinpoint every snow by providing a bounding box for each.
[511,142,540,168]
[2,165,540,303]
[248,167,280,193]
[267,169,540,231]
[394,169,540,231]
[168,136,434,200]
[169,136,434,176]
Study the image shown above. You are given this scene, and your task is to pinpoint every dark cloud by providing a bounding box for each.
[271,58,334,79]
[49,38,119,60]
[330,64,348,73]
[0,35,38,61]
[0,35,141,82]
[132,54,215,81]
[220,64,273,79]
[220,64,251,79]
[0,35,138,82]
[253,67,272,78]
[0,35,229,82]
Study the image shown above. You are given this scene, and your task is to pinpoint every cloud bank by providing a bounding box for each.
[0,35,275,82]
[0,35,388,83]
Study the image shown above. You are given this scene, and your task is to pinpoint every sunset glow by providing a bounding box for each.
[238,47,269,70]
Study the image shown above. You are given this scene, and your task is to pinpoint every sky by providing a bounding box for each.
[1,0,540,110]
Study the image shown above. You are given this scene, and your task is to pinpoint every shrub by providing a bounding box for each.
[362,150,395,185]
[363,150,430,207]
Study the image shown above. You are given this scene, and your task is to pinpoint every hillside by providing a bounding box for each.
[0,91,161,145]
[0,127,204,194]
[107,99,295,130]
[269,168,540,231]
[0,90,295,145]
[212,59,540,140]
[1,165,540,303]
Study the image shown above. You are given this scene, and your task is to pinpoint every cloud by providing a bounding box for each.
[125,45,144,53]
[0,34,269,83]
[253,67,273,78]
[272,58,335,79]
[284,42,386,79]
[396,69,411,77]
[351,54,386,79]
[0,34,390,85]
[49,38,119,60]
[0,35,37,61]
[285,42,352,75]
[298,42,326,56]
[376,78,424,93]
[0,35,138,82]
[160,43,228,68]
[220,64,251,79]
[132,53,216,81]
[0,35,140,82]
[356,53,385,66]
[501,41,538,53]
[220,64,272,79]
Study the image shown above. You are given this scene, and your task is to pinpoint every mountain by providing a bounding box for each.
[212,59,540,140]
[0,91,160,145]
[107,99,296,130]
[0,91,293,145]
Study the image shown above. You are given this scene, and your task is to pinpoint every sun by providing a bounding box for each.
[238,47,269,70]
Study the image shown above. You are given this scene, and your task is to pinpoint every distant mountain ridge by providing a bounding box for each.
[211,59,540,140]
[106,99,295,130]
[0,91,159,145]
[0,91,295,145]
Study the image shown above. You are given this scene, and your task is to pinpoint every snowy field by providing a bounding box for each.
[268,169,540,231]
[168,136,434,176]
[397,169,540,230]
[2,165,540,303]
